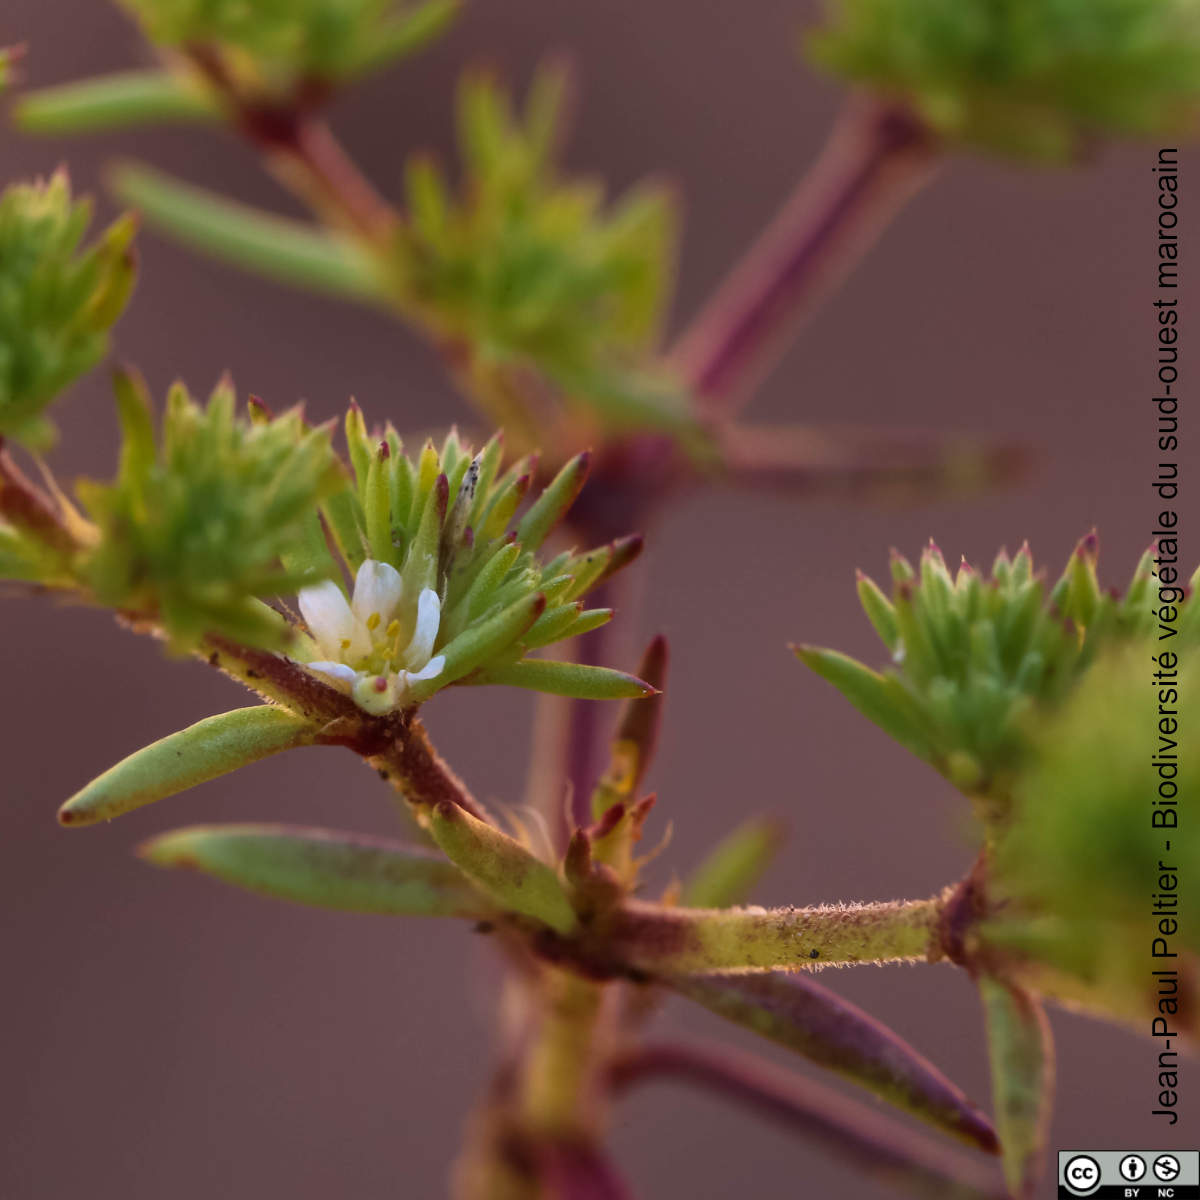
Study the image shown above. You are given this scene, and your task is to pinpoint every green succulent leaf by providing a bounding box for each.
[111,164,384,300]
[793,645,938,766]
[59,705,316,826]
[427,800,577,934]
[0,172,136,448]
[810,0,1200,159]
[419,590,546,696]
[471,659,656,700]
[15,70,220,134]
[139,822,489,916]
[979,977,1054,1198]
[515,452,590,552]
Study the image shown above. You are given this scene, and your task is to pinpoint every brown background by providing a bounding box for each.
[1,2,1194,1197]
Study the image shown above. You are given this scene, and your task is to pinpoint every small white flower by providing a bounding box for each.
[297,559,445,715]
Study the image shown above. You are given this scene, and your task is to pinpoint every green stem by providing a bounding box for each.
[520,970,611,1138]
[598,895,946,975]
[454,968,618,1200]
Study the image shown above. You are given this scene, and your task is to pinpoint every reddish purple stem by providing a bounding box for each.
[669,969,997,1153]
[540,1141,636,1200]
[673,97,938,416]
[611,1040,1006,1200]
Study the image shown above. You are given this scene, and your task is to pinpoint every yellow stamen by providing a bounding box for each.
[386,619,405,658]
[366,611,382,632]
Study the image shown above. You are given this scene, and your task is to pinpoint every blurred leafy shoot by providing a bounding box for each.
[116,0,461,92]
[0,172,136,449]
[389,65,689,440]
[810,0,1200,158]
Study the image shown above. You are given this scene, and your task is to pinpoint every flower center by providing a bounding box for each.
[348,609,419,677]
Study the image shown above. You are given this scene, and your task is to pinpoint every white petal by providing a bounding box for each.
[402,587,441,670]
[351,558,404,627]
[406,654,445,683]
[304,661,359,689]
[298,580,356,659]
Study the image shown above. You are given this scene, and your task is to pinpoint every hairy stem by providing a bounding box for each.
[201,631,363,722]
[368,713,490,821]
[672,95,938,416]
[596,894,946,975]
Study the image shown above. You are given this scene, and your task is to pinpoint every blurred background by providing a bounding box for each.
[1,1,1191,1196]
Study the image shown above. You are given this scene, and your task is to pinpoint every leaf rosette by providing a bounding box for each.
[796,537,1197,814]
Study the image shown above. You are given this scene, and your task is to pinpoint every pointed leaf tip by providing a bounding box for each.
[603,533,645,580]
[855,571,900,653]
[515,451,592,550]
[59,706,315,826]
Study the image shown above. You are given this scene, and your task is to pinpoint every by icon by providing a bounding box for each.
[1119,1154,1147,1182]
